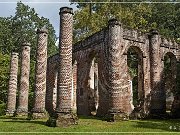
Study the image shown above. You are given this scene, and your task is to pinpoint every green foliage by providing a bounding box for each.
[72,1,153,42]
[177,63,180,95]
[0,2,58,107]
[127,48,138,78]
[0,53,10,103]
[127,48,139,106]
[72,0,180,44]
[11,2,58,58]
[0,103,6,116]
[132,76,138,106]
[0,2,58,58]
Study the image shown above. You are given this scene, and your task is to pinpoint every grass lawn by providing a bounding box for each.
[0,115,179,135]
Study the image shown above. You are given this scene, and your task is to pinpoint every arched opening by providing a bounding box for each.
[163,52,177,114]
[53,70,58,110]
[76,53,99,116]
[72,60,78,113]
[132,76,138,106]
[88,57,99,115]
[127,46,144,110]
[45,61,58,115]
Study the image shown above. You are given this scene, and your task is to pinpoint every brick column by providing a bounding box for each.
[149,30,165,115]
[106,19,132,121]
[55,7,77,127]
[6,52,19,116]
[32,28,48,119]
[107,19,122,116]
[16,42,31,116]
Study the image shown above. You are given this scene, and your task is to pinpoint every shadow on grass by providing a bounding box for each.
[0,116,30,120]
[0,116,12,119]
[3,120,46,126]
[78,115,106,121]
[0,115,46,126]
[132,119,180,132]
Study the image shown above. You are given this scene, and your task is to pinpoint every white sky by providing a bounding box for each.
[0,0,77,36]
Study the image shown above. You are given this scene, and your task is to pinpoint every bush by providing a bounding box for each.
[0,103,6,116]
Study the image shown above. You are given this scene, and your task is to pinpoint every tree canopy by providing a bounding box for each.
[71,0,180,43]
[0,2,58,58]
[0,2,58,106]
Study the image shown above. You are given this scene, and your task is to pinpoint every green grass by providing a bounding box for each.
[0,115,179,135]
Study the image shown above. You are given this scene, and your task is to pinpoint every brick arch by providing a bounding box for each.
[75,49,99,115]
[126,45,144,58]
[86,54,99,115]
[123,42,147,58]
[161,51,177,114]
[125,45,145,110]
[162,51,177,62]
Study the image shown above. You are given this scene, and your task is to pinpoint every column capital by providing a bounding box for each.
[11,52,19,56]
[22,42,31,47]
[149,29,159,36]
[36,28,48,34]
[59,7,73,15]
[108,18,121,26]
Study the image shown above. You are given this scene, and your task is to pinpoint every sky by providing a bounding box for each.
[0,0,77,36]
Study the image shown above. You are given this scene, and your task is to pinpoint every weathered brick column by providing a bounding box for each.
[55,7,77,126]
[107,19,122,119]
[6,52,19,116]
[106,19,132,121]
[149,30,165,115]
[32,28,48,119]
[16,42,31,116]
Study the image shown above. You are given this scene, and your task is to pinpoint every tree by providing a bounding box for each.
[71,0,180,43]
[0,2,58,106]
[11,2,58,59]
[0,17,14,54]
[72,0,153,42]
[0,52,10,103]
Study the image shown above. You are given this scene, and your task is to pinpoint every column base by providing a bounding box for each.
[47,112,78,127]
[6,112,14,117]
[31,112,48,119]
[106,112,129,122]
[15,108,28,117]
[6,110,15,116]
[16,112,28,117]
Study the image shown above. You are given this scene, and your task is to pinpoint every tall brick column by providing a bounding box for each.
[55,7,77,126]
[6,52,19,116]
[32,28,48,119]
[149,30,165,115]
[107,19,122,118]
[106,19,132,121]
[16,42,31,116]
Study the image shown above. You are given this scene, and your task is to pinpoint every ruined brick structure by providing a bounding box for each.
[46,8,180,121]
[7,6,180,125]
